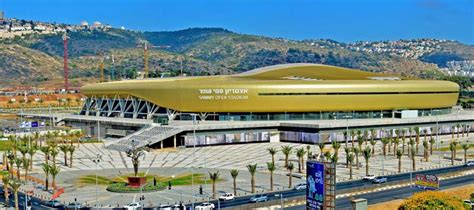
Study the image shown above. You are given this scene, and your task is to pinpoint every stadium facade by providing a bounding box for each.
[80,63,459,123]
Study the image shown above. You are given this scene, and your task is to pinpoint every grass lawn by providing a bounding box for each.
[438,143,474,152]
[77,173,217,187]
[0,141,13,151]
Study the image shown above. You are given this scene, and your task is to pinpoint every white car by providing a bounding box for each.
[219,193,235,201]
[466,161,474,166]
[195,202,215,210]
[294,183,307,190]
[464,200,474,208]
[123,202,142,210]
[157,204,172,210]
[362,174,376,181]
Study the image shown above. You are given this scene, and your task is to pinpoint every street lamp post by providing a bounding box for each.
[433,109,441,167]
[275,194,283,209]
[92,154,102,209]
[191,114,197,210]
[343,115,352,148]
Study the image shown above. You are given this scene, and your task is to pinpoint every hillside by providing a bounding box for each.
[0,27,472,87]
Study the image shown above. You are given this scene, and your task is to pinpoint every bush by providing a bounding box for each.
[399,191,470,210]
[106,182,165,193]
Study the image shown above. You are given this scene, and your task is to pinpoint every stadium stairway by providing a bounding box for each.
[104,125,183,151]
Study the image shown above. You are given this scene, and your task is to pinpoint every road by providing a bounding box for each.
[286,172,474,210]
[195,165,472,209]
[0,165,471,209]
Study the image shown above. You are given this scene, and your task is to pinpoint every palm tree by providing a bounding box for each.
[456,124,461,138]
[1,175,9,205]
[287,162,294,188]
[392,137,400,157]
[68,145,75,168]
[306,145,312,160]
[357,136,364,151]
[323,151,332,162]
[370,128,376,145]
[429,137,435,156]
[9,178,21,210]
[14,157,22,180]
[49,148,59,165]
[452,141,459,159]
[267,162,276,191]
[281,146,292,168]
[451,126,455,139]
[49,164,60,193]
[370,139,376,155]
[208,171,220,199]
[387,131,392,153]
[27,146,37,170]
[40,146,50,165]
[21,157,30,182]
[381,138,389,157]
[296,147,306,173]
[344,147,351,167]
[362,147,372,176]
[423,140,429,162]
[353,147,360,170]
[246,164,257,193]
[449,142,455,166]
[350,129,357,149]
[318,142,325,159]
[396,149,402,173]
[6,151,15,178]
[18,146,28,159]
[267,147,277,165]
[230,169,239,196]
[59,145,69,166]
[411,147,416,171]
[363,130,369,146]
[462,144,470,164]
[41,163,50,191]
[347,153,354,179]
[331,141,341,158]
[414,127,420,154]
[400,129,406,154]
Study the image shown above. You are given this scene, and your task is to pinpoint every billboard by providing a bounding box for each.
[415,174,439,190]
[307,161,325,209]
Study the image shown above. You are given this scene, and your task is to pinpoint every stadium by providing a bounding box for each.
[80,63,459,123]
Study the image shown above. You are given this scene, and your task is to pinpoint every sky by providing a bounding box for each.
[1,0,473,44]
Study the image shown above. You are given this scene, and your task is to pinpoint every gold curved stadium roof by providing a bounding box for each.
[81,64,459,113]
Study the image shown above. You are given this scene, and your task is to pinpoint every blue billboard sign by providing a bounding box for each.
[31,122,39,128]
[307,161,325,209]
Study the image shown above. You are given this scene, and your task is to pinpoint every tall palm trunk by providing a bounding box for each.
[365,159,369,176]
[232,177,237,195]
[251,175,255,193]
[349,162,353,179]
[398,157,401,173]
[270,172,274,191]
[14,189,19,210]
[288,170,292,188]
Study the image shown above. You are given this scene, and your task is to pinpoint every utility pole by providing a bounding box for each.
[62,33,69,91]
[144,43,149,78]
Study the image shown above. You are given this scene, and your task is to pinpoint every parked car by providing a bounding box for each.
[363,175,376,181]
[171,203,186,209]
[123,202,142,210]
[372,176,388,184]
[157,204,172,209]
[219,193,235,201]
[65,202,82,209]
[466,161,474,166]
[43,200,62,207]
[250,194,268,203]
[464,200,474,209]
[195,202,215,210]
[294,183,307,190]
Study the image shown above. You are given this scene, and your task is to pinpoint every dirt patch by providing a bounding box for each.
[368,184,474,210]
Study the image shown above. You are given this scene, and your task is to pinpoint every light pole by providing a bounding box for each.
[343,115,352,148]
[275,193,283,209]
[433,109,441,167]
[92,154,102,209]
[191,113,197,210]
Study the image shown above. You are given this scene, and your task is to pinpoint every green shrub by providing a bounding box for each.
[106,182,165,193]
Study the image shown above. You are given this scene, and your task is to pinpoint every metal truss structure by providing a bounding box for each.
[80,95,160,120]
